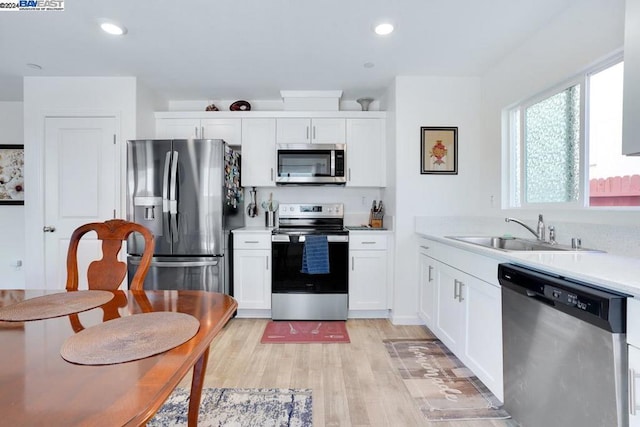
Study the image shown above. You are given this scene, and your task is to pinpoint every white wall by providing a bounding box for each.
[482,0,640,239]
[242,186,385,227]
[389,0,635,323]
[389,76,483,324]
[0,102,25,288]
[23,77,139,287]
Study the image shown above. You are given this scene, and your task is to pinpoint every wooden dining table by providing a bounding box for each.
[0,289,237,426]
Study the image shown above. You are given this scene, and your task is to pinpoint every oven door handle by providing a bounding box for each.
[271,235,349,243]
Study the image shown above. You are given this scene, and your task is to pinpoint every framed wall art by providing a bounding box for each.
[0,144,24,205]
[420,127,458,175]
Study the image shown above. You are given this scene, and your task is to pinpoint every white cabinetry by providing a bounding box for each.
[276,118,346,144]
[241,118,276,187]
[624,0,640,155]
[418,238,503,401]
[233,230,271,317]
[346,119,386,187]
[628,297,640,426]
[434,261,466,352]
[418,245,436,328]
[348,233,389,314]
[156,118,242,145]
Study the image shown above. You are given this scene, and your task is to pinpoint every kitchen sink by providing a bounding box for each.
[445,236,601,252]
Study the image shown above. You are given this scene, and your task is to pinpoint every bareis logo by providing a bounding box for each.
[0,0,64,11]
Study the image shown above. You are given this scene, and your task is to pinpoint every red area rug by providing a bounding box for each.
[260,321,350,344]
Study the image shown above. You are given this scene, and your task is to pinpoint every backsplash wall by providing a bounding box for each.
[242,186,384,227]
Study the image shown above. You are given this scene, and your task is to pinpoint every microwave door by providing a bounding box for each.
[276,146,344,184]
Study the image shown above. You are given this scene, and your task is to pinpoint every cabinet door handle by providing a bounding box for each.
[453,279,459,300]
[195,126,199,138]
[244,240,259,244]
[630,368,640,415]
[266,256,269,270]
[306,126,310,141]
[201,126,204,138]
[348,168,351,181]
[270,167,274,181]
[428,266,433,282]
[313,125,316,140]
[420,245,430,250]
[361,241,376,245]
[458,281,465,302]
[351,256,355,271]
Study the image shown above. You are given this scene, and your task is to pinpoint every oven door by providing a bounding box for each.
[271,234,348,293]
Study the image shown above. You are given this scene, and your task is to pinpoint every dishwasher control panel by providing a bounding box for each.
[498,263,628,333]
[544,286,597,315]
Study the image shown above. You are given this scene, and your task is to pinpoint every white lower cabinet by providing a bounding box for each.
[629,345,640,426]
[434,262,466,352]
[462,273,502,398]
[233,231,271,314]
[348,233,389,314]
[418,248,436,328]
[628,297,640,426]
[418,238,503,401]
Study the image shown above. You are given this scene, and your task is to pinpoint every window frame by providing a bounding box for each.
[504,53,626,210]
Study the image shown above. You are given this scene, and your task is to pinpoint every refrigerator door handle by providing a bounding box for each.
[130,259,221,268]
[170,211,178,242]
[168,150,178,214]
[162,151,171,212]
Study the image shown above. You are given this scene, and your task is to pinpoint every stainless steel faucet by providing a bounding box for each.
[505,215,546,241]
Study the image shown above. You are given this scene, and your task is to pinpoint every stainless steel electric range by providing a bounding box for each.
[271,203,348,320]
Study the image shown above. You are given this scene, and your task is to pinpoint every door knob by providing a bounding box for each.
[43,226,56,232]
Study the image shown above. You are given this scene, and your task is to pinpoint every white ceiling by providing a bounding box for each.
[0,0,578,103]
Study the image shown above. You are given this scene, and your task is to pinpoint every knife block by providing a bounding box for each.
[369,210,384,229]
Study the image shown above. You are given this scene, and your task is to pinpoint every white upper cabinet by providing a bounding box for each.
[156,118,200,138]
[156,118,242,146]
[624,0,640,155]
[276,118,346,144]
[346,118,386,187]
[201,119,242,146]
[241,118,276,187]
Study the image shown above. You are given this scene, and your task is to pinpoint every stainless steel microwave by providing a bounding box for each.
[276,144,346,185]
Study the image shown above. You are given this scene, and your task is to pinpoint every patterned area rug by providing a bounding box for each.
[384,338,510,422]
[261,321,350,343]
[149,388,313,426]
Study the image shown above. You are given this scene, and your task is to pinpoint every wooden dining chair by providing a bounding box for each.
[65,219,155,291]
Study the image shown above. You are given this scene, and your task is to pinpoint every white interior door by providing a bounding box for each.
[43,117,118,290]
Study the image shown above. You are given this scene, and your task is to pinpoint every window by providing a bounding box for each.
[506,56,640,208]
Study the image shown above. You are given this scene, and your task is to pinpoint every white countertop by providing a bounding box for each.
[232,226,273,233]
[418,232,640,298]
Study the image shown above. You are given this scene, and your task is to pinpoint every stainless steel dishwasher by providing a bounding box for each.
[498,263,628,427]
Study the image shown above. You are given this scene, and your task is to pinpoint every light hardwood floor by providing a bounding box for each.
[194,318,515,427]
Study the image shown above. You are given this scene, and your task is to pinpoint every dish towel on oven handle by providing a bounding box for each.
[301,235,330,274]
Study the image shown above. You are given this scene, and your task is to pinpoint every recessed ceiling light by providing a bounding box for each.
[26,63,42,70]
[363,62,375,69]
[374,23,394,36]
[100,21,127,36]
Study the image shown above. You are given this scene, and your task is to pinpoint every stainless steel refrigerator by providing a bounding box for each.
[126,139,244,293]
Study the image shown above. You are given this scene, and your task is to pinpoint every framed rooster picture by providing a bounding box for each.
[420,127,458,175]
